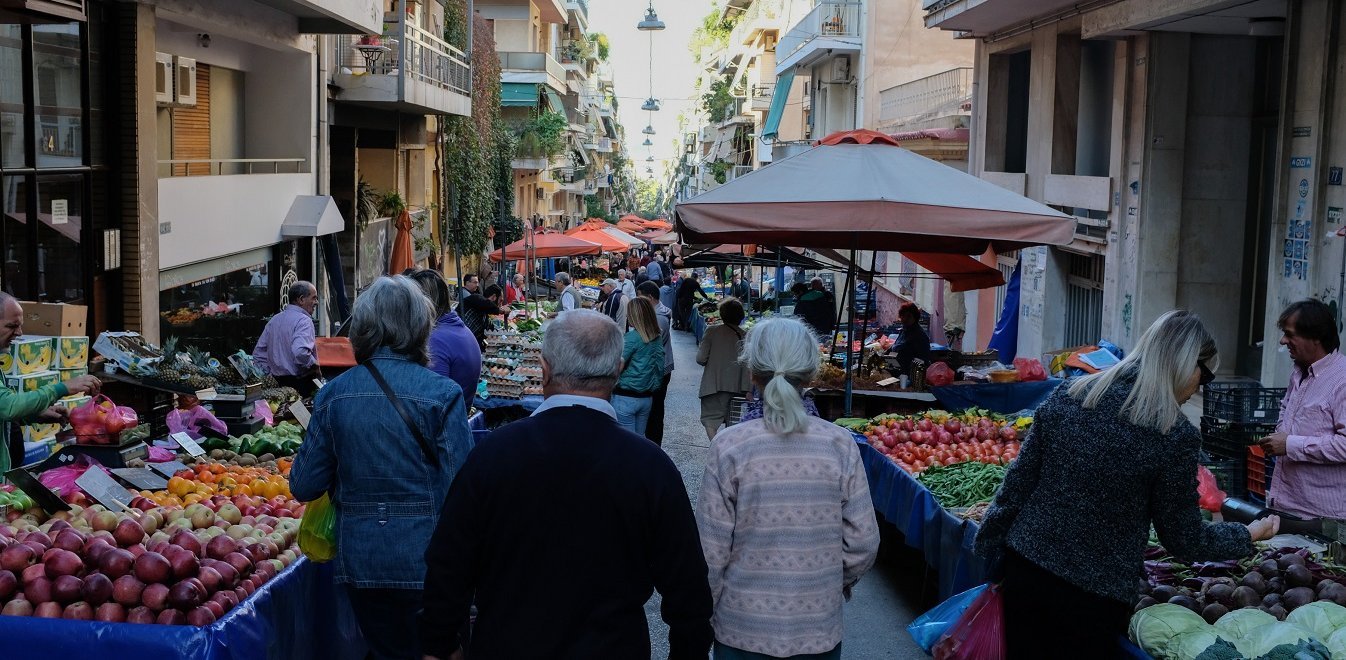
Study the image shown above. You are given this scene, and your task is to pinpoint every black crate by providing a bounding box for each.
[1202,383,1285,424]
[1200,416,1275,461]
[1201,455,1247,499]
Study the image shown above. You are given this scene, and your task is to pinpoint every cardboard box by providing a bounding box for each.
[5,370,58,393]
[3,337,54,375]
[21,438,56,463]
[20,302,86,336]
[57,336,89,369]
[22,424,59,443]
[60,394,92,414]
[58,367,87,382]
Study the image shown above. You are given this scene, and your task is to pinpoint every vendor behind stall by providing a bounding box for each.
[890,302,932,378]
[0,293,102,472]
[253,281,321,397]
[674,272,711,331]
[1260,299,1346,519]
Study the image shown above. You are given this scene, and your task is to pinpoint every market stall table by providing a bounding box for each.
[0,557,365,660]
[855,436,988,601]
[929,378,1063,416]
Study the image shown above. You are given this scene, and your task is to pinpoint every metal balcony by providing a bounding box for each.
[333,7,471,116]
[499,51,567,93]
[775,1,862,76]
[878,67,973,129]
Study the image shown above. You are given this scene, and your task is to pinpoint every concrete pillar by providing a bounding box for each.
[120,3,161,342]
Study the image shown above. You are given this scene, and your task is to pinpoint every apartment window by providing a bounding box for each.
[986,50,1030,173]
[1075,40,1114,177]
[1064,252,1104,347]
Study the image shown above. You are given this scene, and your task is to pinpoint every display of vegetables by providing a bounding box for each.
[0,482,304,625]
[857,410,1027,474]
[916,461,1008,509]
[198,422,303,459]
[1134,546,1346,658]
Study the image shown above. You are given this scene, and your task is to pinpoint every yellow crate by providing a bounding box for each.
[58,336,89,370]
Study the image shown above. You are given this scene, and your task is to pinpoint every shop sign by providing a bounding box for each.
[1291,156,1313,168]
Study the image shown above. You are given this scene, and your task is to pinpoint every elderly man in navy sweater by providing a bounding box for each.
[420,310,713,660]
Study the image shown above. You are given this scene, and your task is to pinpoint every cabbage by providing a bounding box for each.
[1167,630,1227,660]
[1326,627,1346,659]
[1131,604,1212,657]
[1285,601,1346,640]
[1214,608,1277,640]
[1232,622,1315,658]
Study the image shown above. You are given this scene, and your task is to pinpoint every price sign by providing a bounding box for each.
[109,468,169,491]
[313,378,325,390]
[149,460,190,478]
[195,388,218,400]
[289,401,311,429]
[170,432,206,457]
[75,468,133,512]
[3,468,70,514]
[875,377,899,387]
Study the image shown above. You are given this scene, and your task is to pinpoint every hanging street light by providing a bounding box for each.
[646,166,655,174]
[642,125,656,135]
[640,97,661,112]
[642,137,653,146]
[637,5,665,31]
[646,155,654,162]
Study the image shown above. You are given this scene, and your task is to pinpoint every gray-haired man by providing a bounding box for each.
[253,280,321,395]
[420,310,713,659]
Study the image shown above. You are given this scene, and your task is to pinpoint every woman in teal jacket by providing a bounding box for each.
[612,297,666,435]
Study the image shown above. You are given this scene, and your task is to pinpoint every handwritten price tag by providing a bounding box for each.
[170,432,206,457]
[289,401,311,429]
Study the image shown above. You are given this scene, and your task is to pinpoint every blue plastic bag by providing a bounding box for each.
[908,583,989,653]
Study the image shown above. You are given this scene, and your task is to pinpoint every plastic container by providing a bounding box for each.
[1202,383,1285,424]
[1247,444,1276,498]
[1201,455,1246,499]
[1200,416,1275,460]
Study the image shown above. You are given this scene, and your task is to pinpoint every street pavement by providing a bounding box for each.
[644,328,930,659]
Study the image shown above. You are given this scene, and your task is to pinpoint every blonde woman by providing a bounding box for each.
[975,310,1280,658]
[697,297,753,440]
[697,317,879,660]
[611,297,666,435]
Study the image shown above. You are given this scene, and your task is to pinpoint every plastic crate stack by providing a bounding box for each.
[481,331,543,399]
[1199,382,1284,500]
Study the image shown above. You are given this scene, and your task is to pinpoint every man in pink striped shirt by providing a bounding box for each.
[1261,299,1346,519]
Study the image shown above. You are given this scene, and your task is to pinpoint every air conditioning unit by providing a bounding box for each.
[828,56,851,84]
[174,56,197,107]
[154,52,172,105]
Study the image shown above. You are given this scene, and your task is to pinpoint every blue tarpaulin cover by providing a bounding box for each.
[0,558,364,660]
[929,378,1062,416]
[987,259,1021,362]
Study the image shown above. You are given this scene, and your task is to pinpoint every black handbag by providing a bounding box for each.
[364,361,441,469]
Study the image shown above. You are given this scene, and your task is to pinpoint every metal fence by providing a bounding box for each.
[1064,252,1104,347]
[878,67,973,126]
[751,82,775,99]
[335,19,470,97]
[777,1,862,61]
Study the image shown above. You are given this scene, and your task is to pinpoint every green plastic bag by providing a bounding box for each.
[298,494,337,562]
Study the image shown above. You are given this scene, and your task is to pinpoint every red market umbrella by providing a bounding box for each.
[812,247,1004,293]
[674,129,1073,253]
[489,233,604,262]
[565,221,634,253]
[387,209,415,275]
[641,218,673,230]
[616,218,646,233]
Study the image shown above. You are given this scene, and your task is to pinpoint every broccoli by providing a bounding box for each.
[1253,639,1332,660]
[1195,639,1243,660]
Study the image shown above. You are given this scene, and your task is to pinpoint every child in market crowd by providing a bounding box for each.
[612,297,666,435]
[697,316,880,660]
[974,310,1280,658]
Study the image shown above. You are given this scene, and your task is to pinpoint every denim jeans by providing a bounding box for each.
[611,394,653,435]
[714,641,841,660]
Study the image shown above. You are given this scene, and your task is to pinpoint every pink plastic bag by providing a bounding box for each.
[146,445,177,462]
[1196,464,1227,512]
[1013,357,1047,382]
[166,405,228,439]
[38,454,108,498]
[254,399,275,427]
[933,583,1005,660]
[926,361,956,387]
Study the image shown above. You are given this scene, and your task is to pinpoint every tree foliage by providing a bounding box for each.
[689,4,740,63]
[514,110,568,159]
[442,2,511,256]
[590,32,610,61]
[635,178,662,219]
[701,79,736,123]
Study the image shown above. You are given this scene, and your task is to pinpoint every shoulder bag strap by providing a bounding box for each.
[365,361,441,469]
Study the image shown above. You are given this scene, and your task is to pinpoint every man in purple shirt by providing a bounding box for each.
[254,281,320,396]
[1262,299,1346,519]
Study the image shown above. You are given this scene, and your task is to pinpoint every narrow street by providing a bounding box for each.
[644,328,929,659]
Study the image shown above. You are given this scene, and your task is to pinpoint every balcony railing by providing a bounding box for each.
[777,1,862,63]
[879,67,973,127]
[335,15,470,97]
[158,158,307,178]
[499,51,566,83]
[566,0,588,21]
[728,0,785,47]
[751,82,775,99]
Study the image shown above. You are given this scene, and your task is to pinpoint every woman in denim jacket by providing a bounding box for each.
[290,276,474,660]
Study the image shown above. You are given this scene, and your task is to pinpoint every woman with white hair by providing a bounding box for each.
[975,310,1280,657]
[290,276,474,660]
[696,317,879,660]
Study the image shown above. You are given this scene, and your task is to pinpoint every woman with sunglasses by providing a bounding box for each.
[974,310,1279,658]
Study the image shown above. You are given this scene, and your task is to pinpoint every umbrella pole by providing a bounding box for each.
[844,249,857,416]
[855,250,878,391]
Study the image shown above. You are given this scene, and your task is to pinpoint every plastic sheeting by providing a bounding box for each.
[987,260,1020,362]
[0,558,365,660]
[472,395,544,412]
[855,437,987,601]
[929,379,1062,416]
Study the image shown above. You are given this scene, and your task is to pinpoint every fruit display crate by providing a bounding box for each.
[1200,416,1276,461]
[1200,454,1247,499]
[1201,382,1285,424]
[1247,444,1276,498]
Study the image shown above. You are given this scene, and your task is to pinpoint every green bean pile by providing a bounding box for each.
[917,461,1008,509]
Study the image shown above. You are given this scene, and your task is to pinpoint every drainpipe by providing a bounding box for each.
[315,34,330,334]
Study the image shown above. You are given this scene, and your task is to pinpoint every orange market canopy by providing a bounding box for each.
[565,221,633,253]
[489,233,603,262]
[615,218,646,233]
[674,130,1074,253]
